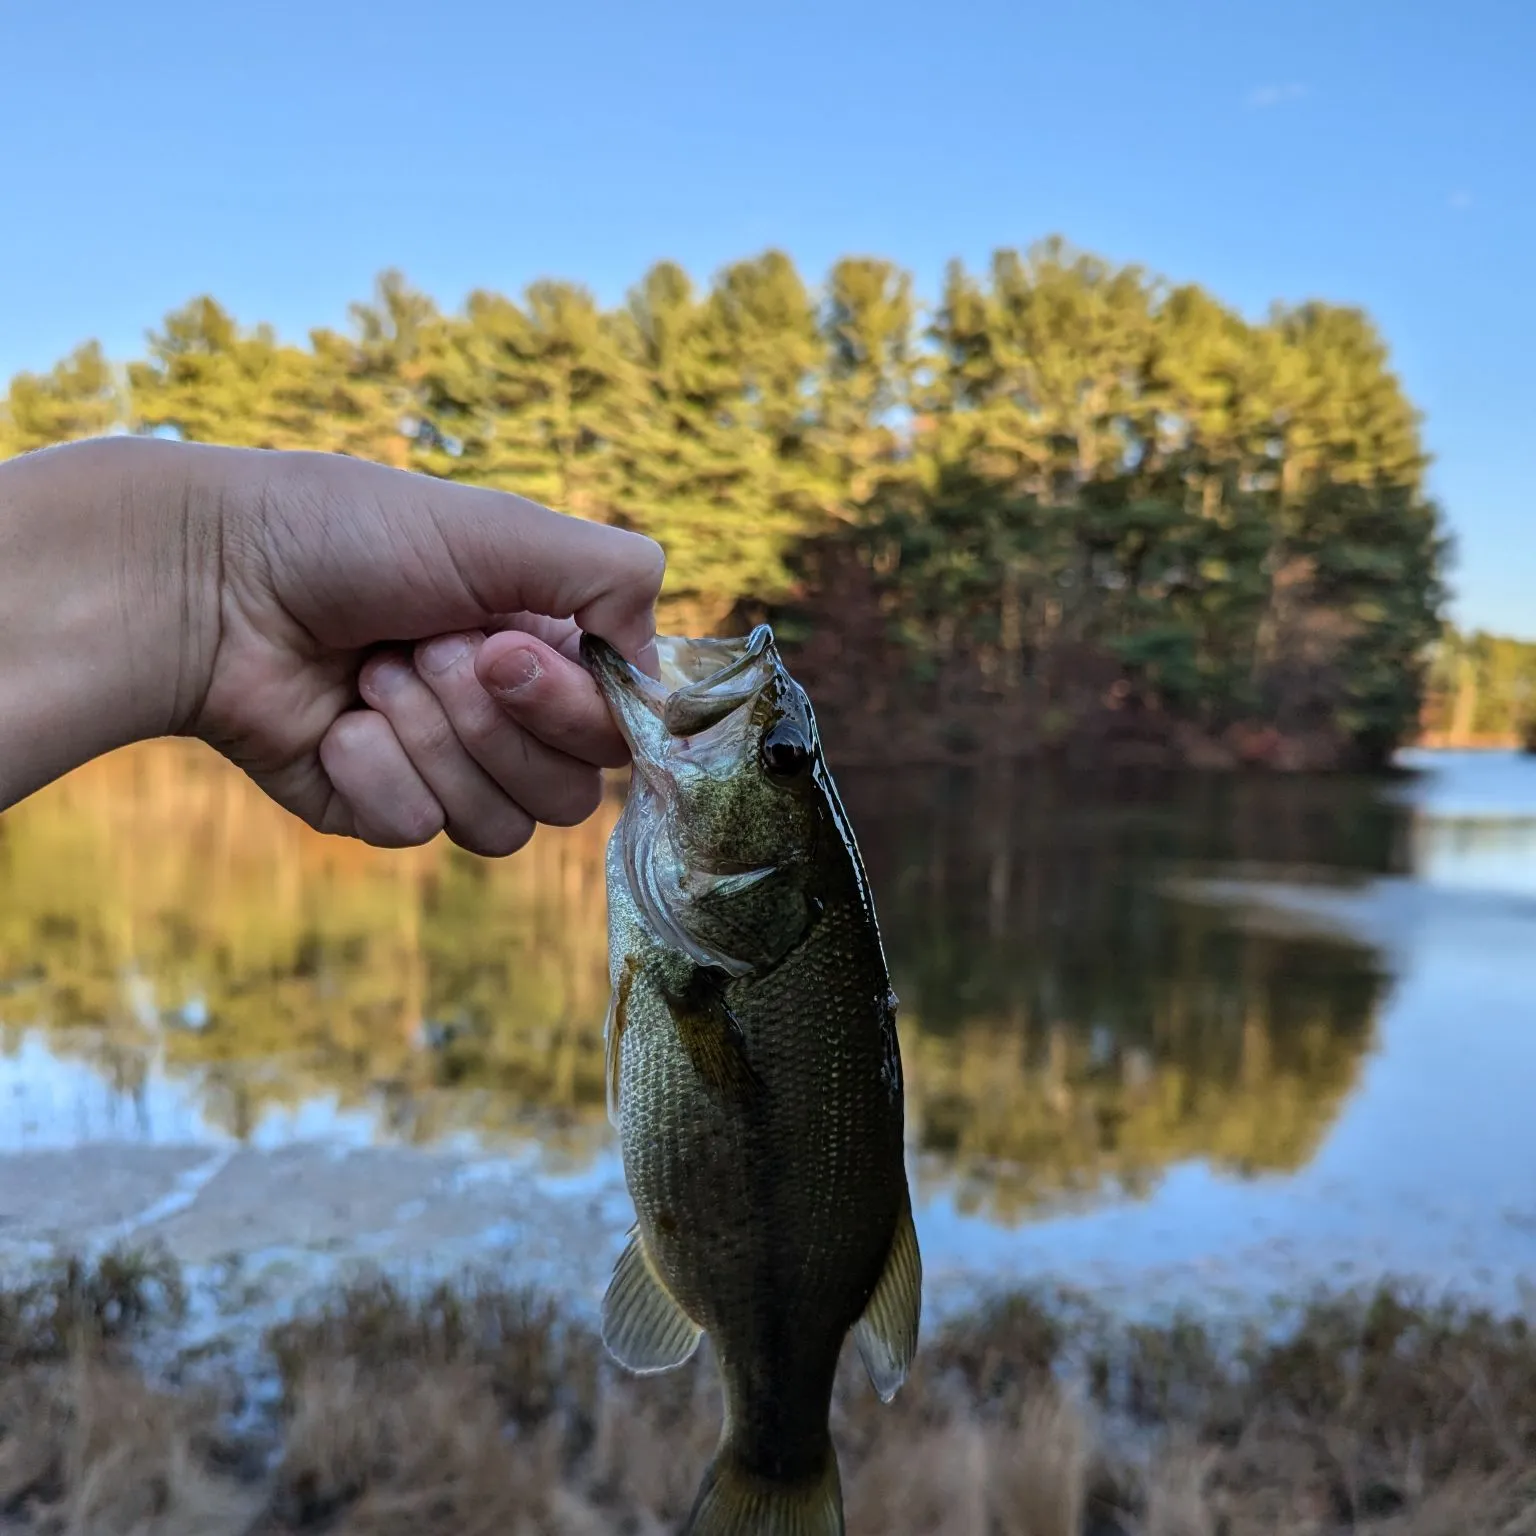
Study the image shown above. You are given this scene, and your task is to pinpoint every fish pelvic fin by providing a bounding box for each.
[852,1184,922,1403]
[601,1228,702,1374]
[683,1440,843,1536]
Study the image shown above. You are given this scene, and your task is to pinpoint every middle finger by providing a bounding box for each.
[413,633,607,826]
[359,653,536,857]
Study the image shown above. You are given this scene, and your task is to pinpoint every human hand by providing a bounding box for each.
[0,438,663,852]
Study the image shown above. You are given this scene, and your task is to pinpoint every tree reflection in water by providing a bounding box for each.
[0,744,1398,1224]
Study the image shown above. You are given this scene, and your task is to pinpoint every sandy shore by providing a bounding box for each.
[0,1140,629,1357]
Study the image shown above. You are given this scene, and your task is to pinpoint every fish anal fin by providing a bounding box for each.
[662,966,763,1105]
[852,1188,922,1403]
[684,1441,843,1536]
[601,1228,702,1374]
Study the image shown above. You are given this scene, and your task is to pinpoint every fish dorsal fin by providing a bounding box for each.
[852,1188,922,1403]
[602,1228,703,1374]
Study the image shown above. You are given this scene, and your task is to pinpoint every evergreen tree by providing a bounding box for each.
[613,254,825,629]
[128,297,311,448]
[817,256,919,516]
[0,341,122,455]
[1,238,1451,764]
[417,279,638,520]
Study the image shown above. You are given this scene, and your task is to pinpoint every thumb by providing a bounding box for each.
[420,480,666,662]
[263,452,666,662]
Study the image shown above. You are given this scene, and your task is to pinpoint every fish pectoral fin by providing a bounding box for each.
[603,990,621,1128]
[601,1228,703,1374]
[852,1188,922,1403]
[603,955,640,1128]
[662,966,764,1105]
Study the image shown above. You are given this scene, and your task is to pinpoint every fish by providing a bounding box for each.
[581,623,921,1536]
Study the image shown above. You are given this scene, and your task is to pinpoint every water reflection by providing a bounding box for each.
[0,743,1405,1229]
[840,767,1396,1219]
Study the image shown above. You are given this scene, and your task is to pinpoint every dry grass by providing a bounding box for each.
[1,1251,1533,1534]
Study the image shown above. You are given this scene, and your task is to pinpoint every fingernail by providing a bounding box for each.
[367,656,412,696]
[417,634,471,676]
[635,639,660,680]
[485,646,540,698]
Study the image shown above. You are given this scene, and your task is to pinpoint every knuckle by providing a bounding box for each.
[326,709,377,757]
[456,695,517,755]
[407,710,458,762]
[320,715,389,798]
[320,710,445,850]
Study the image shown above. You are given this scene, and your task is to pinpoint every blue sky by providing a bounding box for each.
[2,0,1531,634]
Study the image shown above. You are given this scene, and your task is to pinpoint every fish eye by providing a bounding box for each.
[760,720,812,778]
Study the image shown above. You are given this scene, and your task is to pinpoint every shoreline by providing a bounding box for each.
[1413,732,1526,752]
[2,1247,1532,1535]
[815,716,1532,775]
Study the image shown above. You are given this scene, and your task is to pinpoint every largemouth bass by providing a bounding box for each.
[582,624,920,1536]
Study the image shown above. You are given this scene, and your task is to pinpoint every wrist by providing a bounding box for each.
[0,436,223,808]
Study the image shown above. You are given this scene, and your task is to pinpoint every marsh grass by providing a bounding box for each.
[0,1249,186,1366]
[0,1249,1532,1533]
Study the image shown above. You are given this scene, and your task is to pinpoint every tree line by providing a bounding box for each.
[1421,628,1536,749]
[0,238,1449,766]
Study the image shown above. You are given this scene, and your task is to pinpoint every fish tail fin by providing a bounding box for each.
[683,1438,843,1536]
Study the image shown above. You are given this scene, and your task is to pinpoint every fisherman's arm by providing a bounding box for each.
[0,436,663,845]
[0,438,201,809]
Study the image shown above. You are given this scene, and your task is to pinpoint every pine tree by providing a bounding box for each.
[417,279,639,520]
[2,238,1450,763]
[0,341,123,455]
[128,297,311,447]
[818,256,918,518]
[614,254,825,630]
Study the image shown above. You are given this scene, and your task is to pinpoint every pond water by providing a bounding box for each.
[1,742,1533,1335]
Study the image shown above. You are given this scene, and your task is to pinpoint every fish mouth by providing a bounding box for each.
[581,626,781,761]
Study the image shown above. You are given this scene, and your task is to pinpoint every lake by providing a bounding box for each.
[1,742,1533,1343]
